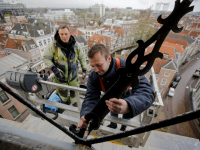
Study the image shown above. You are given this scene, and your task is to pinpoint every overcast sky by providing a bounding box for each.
[19,0,200,12]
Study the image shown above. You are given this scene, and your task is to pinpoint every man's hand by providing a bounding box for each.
[52,67,61,78]
[82,71,86,79]
[78,116,88,129]
[105,98,130,114]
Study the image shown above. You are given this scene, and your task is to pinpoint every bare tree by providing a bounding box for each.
[88,7,92,12]
[87,13,92,19]
[132,9,155,42]
[62,14,67,21]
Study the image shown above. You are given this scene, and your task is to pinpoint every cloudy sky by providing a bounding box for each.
[19,0,200,11]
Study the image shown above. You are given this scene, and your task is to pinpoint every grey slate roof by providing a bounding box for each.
[22,39,38,51]
[0,18,6,24]
[0,53,28,76]
[27,18,56,27]
[167,32,195,44]
[162,59,177,71]
[10,22,53,37]
[75,36,88,46]
[184,18,193,23]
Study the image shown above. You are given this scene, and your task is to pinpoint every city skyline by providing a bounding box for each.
[18,0,200,12]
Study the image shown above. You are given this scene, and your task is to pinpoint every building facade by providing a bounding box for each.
[0,0,27,18]
[91,4,105,18]
[0,53,30,122]
[43,9,75,21]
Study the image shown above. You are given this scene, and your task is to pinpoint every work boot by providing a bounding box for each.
[62,97,71,105]
[72,102,78,107]
[120,125,127,131]
[107,124,117,129]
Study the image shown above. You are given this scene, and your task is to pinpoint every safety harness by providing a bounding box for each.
[99,58,131,92]
[54,44,78,65]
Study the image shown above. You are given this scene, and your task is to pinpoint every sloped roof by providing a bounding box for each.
[116,54,170,74]
[189,30,200,38]
[69,27,84,37]
[75,36,88,46]
[87,41,94,48]
[164,38,188,49]
[22,39,38,50]
[167,32,194,44]
[0,34,6,44]
[163,42,184,53]
[153,59,170,74]
[88,34,106,43]
[115,29,125,36]
[5,38,25,49]
[184,18,193,23]
[27,18,56,27]
[86,20,97,26]
[162,59,177,71]
[147,44,177,60]
[191,23,200,29]
[10,23,53,37]
[6,38,38,51]
[0,53,28,76]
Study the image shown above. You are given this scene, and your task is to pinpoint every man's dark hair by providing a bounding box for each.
[88,44,110,60]
[58,24,70,32]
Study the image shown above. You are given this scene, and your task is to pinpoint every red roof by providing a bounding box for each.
[147,44,176,60]
[5,38,25,49]
[69,27,84,37]
[164,38,188,49]
[88,34,105,44]
[163,42,184,53]
[116,54,169,74]
[115,29,125,36]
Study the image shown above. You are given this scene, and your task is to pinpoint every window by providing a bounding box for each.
[163,53,169,58]
[11,30,16,34]
[47,38,51,43]
[23,32,28,36]
[160,79,167,85]
[34,57,37,63]
[30,44,36,49]
[39,41,43,47]
[37,30,44,35]
[164,72,170,77]
[38,56,41,61]
[31,51,35,56]
[8,105,20,119]
[159,87,163,93]
[0,90,9,104]
[43,39,47,45]
[36,50,39,54]
[156,77,159,81]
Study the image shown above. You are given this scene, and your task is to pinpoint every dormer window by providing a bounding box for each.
[163,53,169,58]
[30,44,36,49]
[20,24,24,29]
[37,30,44,35]
[23,32,28,36]
[11,30,17,34]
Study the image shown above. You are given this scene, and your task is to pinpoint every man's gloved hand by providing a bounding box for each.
[52,67,61,78]
[82,71,86,79]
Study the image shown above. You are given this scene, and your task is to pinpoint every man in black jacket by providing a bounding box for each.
[78,44,155,131]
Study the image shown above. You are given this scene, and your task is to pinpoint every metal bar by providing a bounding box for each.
[83,108,200,145]
[75,91,81,111]
[0,81,82,143]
